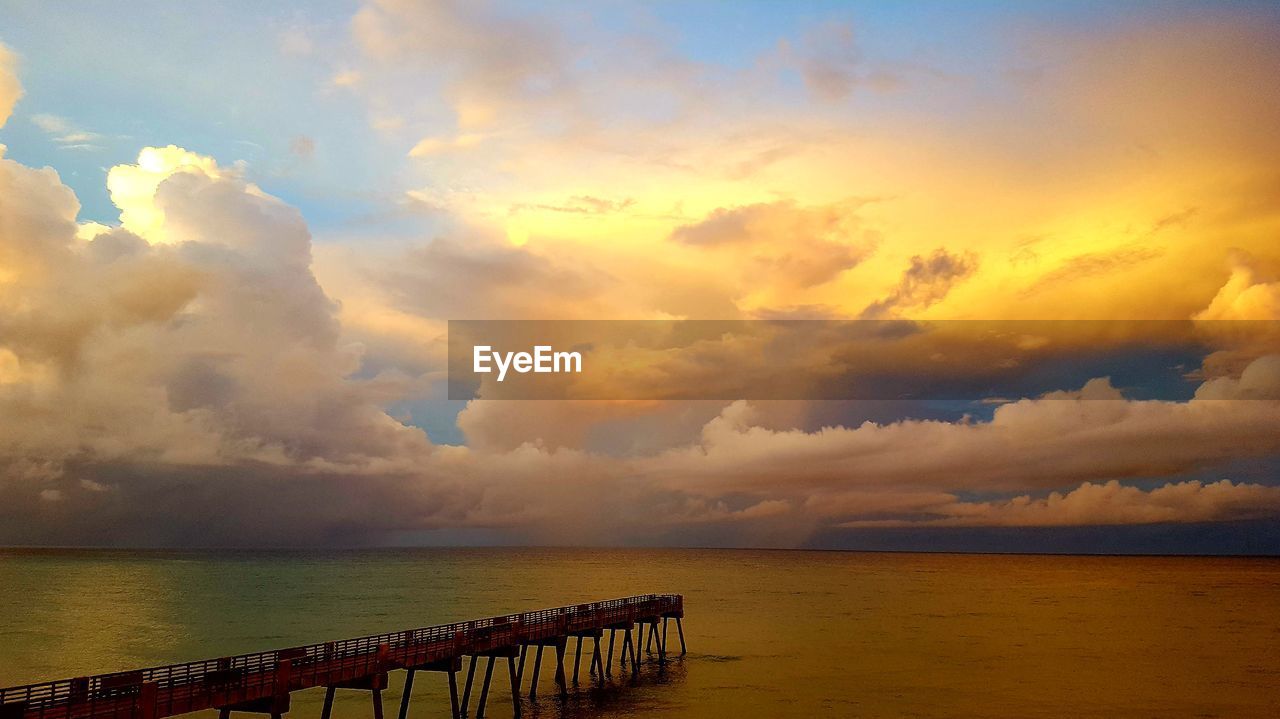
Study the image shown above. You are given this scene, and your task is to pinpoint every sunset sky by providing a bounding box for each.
[1,0,1279,551]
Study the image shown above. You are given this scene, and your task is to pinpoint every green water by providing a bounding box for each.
[1,548,1278,718]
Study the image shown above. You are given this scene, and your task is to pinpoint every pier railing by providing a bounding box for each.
[0,594,683,719]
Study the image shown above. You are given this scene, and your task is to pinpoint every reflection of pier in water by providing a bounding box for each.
[0,594,686,719]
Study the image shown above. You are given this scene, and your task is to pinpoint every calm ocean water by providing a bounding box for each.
[1,548,1277,718]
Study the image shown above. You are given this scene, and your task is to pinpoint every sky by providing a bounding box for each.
[1,0,1279,551]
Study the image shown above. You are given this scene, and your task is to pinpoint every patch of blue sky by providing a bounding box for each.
[0,0,393,228]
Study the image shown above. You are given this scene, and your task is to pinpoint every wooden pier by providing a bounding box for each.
[0,594,685,719]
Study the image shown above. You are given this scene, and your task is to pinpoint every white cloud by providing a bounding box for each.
[0,43,22,129]
[30,113,103,149]
[642,369,1280,498]
[0,144,435,494]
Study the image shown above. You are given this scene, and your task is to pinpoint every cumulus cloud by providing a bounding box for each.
[1195,355,1280,400]
[0,43,19,130]
[643,361,1280,497]
[1195,262,1280,322]
[0,144,433,496]
[437,355,1280,542]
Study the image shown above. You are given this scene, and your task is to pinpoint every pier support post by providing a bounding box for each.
[628,628,639,677]
[591,637,604,683]
[605,629,616,677]
[676,617,687,655]
[320,687,335,719]
[395,658,462,719]
[505,656,520,719]
[554,639,568,697]
[447,668,460,719]
[397,669,415,719]
[528,645,543,699]
[474,658,494,719]
[572,637,583,684]
[460,657,477,717]
[515,645,527,690]
[316,664,388,719]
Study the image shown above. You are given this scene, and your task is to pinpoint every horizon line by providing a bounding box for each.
[2,544,1277,559]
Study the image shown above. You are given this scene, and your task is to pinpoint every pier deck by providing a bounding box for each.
[0,594,685,719]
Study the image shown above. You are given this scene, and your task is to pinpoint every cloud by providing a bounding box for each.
[842,480,1280,527]
[348,0,774,203]
[106,145,227,241]
[457,399,725,454]
[510,195,636,216]
[860,248,977,318]
[353,0,572,131]
[434,355,1280,541]
[1026,246,1163,293]
[1195,262,1280,322]
[407,132,487,157]
[0,145,434,499]
[0,43,22,129]
[4,8,1280,549]
[1023,12,1280,164]
[1195,355,1280,400]
[30,113,103,150]
[340,4,1280,331]
[670,198,876,294]
[779,21,901,102]
[643,359,1280,498]
[375,234,615,320]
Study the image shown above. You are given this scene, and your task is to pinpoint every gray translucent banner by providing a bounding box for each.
[447,320,1280,400]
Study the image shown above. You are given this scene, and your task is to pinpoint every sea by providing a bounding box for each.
[1,548,1278,718]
